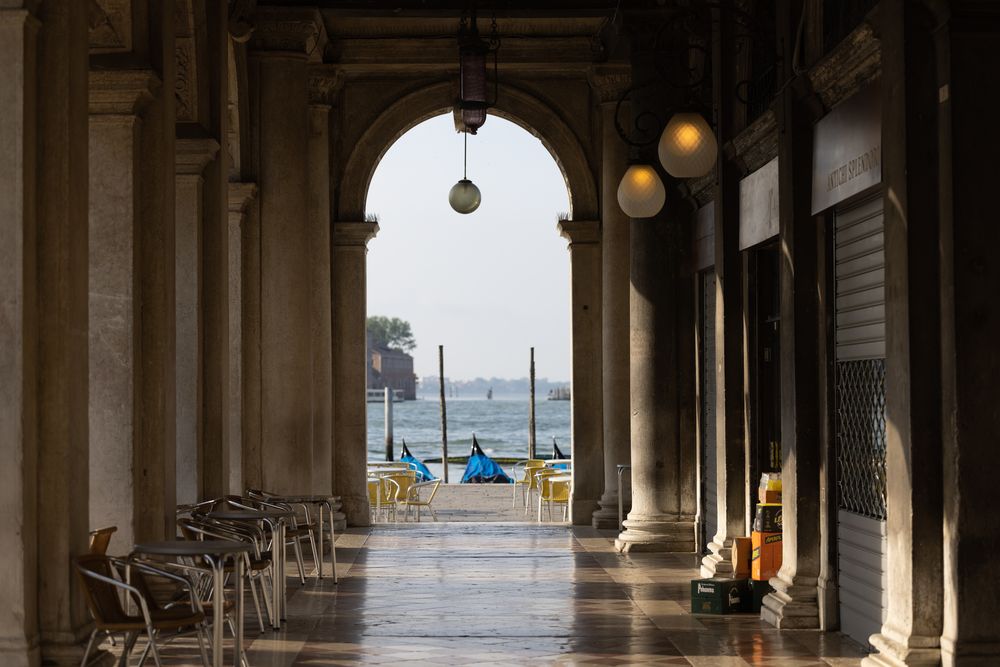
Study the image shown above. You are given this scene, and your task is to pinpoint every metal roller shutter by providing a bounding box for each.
[700,271,718,552]
[833,194,887,650]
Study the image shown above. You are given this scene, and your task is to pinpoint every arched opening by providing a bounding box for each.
[363,112,574,521]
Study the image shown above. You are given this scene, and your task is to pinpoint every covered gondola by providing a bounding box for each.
[551,437,570,469]
[460,435,513,484]
[400,440,436,482]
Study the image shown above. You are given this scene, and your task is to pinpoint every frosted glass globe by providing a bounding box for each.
[658,112,718,178]
[617,164,665,218]
[448,179,481,214]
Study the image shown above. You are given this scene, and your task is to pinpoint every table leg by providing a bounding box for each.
[234,556,244,667]
[279,520,287,621]
[328,502,338,584]
[212,559,225,667]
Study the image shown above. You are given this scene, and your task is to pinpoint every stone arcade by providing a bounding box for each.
[1,1,998,665]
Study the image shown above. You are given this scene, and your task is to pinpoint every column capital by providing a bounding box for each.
[249,7,327,63]
[175,136,220,176]
[228,182,258,215]
[228,0,257,44]
[88,69,161,115]
[308,67,344,106]
[332,221,379,248]
[558,219,600,246]
[588,65,631,105]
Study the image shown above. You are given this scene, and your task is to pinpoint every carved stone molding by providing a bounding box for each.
[558,219,600,245]
[89,69,161,115]
[588,66,632,104]
[249,7,327,62]
[228,182,258,215]
[729,109,777,177]
[88,0,132,53]
[175,136,220,176]
[332,221,379,248]
[175,37,197,122]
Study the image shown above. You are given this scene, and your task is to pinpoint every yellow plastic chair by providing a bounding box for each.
[511,460,545,509]
[367,476,401,522]
[536,470,571,522]
[399,480,442,522]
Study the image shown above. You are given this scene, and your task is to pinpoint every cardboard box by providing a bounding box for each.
[690,577,751,614]
[758,488,782,504]
[731,536,752,578]
[750,579,774,613]
[753,503,783,532]
[751,531,782,581]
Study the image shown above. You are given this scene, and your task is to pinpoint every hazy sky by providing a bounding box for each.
[366,114,571,381]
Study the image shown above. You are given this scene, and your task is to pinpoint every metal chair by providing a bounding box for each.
[399,480,442,522]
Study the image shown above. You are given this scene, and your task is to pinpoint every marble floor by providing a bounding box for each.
[114,523,870,666]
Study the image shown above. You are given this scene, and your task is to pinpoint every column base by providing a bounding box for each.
[43,640,114,667]
[591,492,621,529]
[572,498,600,526]
[614,514,695,553]
[761,573,820,629]
[341,494,372,528]
[700,538,734,578]
[939,636,1000,667]
[863,631,941,667]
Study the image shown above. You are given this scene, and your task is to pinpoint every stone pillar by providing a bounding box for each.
[332,222,378,527]
[175,138,220,506]
[0,2,93,664]
[939,3,1000,663]
[308,98,333,496]
[228,183,256,497]
[863,2,944,664]
[702,8,747,578]
[247,9,327,495]
[89,63,177,549]
[762,0,822,629]
[557,220,603,525]
[614,40,697,553]
[591,94,631,530]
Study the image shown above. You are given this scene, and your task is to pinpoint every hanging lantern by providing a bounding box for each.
[449,132,481,214]
[449,179,482,214]
[456,12,490,134]
[617,164,665,218]
[658,112,718,178]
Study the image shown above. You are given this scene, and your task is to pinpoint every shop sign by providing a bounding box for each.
[811,82,882,214]
[739,157,779,250]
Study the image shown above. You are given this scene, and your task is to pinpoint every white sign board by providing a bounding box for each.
[739,157,779,251]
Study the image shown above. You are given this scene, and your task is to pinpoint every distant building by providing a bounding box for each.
[367,337,417,400]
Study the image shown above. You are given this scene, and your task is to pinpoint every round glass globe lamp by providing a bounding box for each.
[448,178,481,214]
[617,164,666,218]
[658,112,718,178]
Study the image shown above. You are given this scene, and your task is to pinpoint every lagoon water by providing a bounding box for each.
[367,396,570,474]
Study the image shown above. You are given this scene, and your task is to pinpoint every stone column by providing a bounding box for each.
[89,65,179,549]
[557,220,603,525]
[332,222,378,527]
[863,2,944,664]
[591,91,632,530]
[175,138,220,506]
[614,42,697,553]
[939,3,1000,663]
[702,8,747,578]
[228,183,256,497]
[762,0,822,629]
[0,2,93,664]
[247,9,327,495]
[308,98,334,496]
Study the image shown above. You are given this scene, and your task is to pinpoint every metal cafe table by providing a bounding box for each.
[206,508,293,630]
[131,539,250,667]
[265,494,340,581]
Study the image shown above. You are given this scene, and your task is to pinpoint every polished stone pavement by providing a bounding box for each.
[118,523,869,665]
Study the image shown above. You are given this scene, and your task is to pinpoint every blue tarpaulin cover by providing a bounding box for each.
[400,440,436,482]
[461,435,513,484]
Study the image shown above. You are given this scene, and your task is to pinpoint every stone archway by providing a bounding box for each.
[337,80,599,222]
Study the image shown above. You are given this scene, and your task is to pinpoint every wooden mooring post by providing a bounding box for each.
[529,347,537,460]
[384,387,394,461]
[438,345,449,483]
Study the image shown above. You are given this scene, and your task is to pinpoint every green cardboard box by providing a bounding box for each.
[690,577,751,614]
[751,579,774,613]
